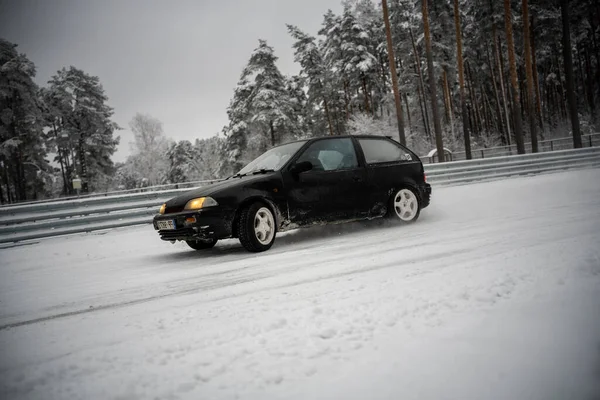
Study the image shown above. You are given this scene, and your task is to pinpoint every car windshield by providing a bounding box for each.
[236,141,307,175]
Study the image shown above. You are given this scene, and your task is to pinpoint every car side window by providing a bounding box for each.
[358,138,413,164]
[296,138,359,172]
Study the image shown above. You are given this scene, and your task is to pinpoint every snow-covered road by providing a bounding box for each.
[1,169,600,400]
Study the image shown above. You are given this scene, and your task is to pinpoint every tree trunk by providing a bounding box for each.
[495,30,512,146]
[422,0,444,162]
[322,97,335,136]
[561,0,582,148]
[0,168,4,204]
[403,92,412,135]
[453,0,471,158]
[522,0,538,152]
[382,0,406,144]
[416,76,431,140]
[410,27,431,141]
[487,39,507,144]
[52,121,69,194]
[343,80,351,118]
[530,14,544,134]
[323,96,333,136]
[576,44,588,112]
[3,160,13,203]
[361,75,371,114]
[466,61,481,136]
[269,120,276,147]
[554,52,569,121]
[443,68,455,140]
[504,0,525,154]
[584,46,596,122]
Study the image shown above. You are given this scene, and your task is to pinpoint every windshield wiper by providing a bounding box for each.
[251,168,275,175]
[227,172,249,180]
[227,168,274,180]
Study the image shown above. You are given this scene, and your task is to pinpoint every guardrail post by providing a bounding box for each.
[590,135,593,147]
[481,149,484,159]
[550,140,553,151]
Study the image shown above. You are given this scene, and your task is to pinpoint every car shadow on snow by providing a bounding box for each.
[149,214,435,264]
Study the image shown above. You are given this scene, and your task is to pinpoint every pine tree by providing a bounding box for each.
[166,140,194,183]
[221,40,296,174]
[0,39,49,203]
[287,24,336,136]
[45,66,120,193]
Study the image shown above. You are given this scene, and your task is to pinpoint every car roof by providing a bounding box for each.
[291,134,398,143]
[271,134,401,150]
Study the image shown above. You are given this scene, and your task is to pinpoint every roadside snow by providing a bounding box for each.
[1,168,599,400]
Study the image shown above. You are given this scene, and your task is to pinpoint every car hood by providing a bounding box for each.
[165,173,275,210]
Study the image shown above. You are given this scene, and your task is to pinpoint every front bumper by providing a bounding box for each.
[153,207,234,242]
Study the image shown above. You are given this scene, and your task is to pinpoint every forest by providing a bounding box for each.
[1,0,598,203]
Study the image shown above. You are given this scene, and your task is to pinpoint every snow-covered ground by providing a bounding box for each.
[1,169,600,400]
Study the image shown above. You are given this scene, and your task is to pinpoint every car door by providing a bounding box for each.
[283,137,368,225]
[356,137,423,216]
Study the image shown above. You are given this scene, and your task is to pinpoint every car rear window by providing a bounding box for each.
[358,138,413,164]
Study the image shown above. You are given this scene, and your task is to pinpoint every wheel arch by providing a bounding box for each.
[231,196,283,238]
[387,178,424,206]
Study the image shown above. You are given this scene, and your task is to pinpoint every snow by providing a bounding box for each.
[1,168,600,400]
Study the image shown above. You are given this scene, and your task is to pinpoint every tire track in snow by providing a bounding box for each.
[0,245,477,331]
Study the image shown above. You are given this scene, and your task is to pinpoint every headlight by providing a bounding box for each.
[184,197,218,210]
[159,203,166,214]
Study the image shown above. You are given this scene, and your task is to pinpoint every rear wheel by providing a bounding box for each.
[238,202,276,252]
[388,187,421,223]
[186,238,218,250]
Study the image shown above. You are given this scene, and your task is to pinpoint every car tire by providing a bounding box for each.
[238,202,277,252]
[387,187,421,223]
[186,238,218,250]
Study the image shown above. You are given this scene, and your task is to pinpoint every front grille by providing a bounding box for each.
[159,228,196,241]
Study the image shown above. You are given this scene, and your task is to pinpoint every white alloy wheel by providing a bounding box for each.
[254,207,275,245]
[393,189,419,221]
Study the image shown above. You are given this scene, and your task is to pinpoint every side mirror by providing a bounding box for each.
[290,160,313,176]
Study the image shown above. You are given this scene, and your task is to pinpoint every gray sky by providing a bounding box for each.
[0,0,343,162]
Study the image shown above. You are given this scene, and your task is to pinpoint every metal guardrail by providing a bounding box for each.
[422,133,599,163]
[1,146,599,245]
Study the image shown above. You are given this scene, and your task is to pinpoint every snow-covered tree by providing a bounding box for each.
[128,113,169,186]
[288,24,338,136]
[0,39,50,203]
[44,66,120,193]
[221,40,297,174]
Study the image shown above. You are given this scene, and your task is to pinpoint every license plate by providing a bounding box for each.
[157,220,175,230]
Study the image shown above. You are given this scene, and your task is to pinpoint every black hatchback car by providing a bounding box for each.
[153,135,431,252]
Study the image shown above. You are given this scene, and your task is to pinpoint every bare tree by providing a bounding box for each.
[129,113,170,185]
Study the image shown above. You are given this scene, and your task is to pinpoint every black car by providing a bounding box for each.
[153,135,431,252]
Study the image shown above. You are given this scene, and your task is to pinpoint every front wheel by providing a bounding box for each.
[238,203,277,252]
[387,187,421,223]
[186,238,218,250]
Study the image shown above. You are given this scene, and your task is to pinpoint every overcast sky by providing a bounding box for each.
[0,0,343,162]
